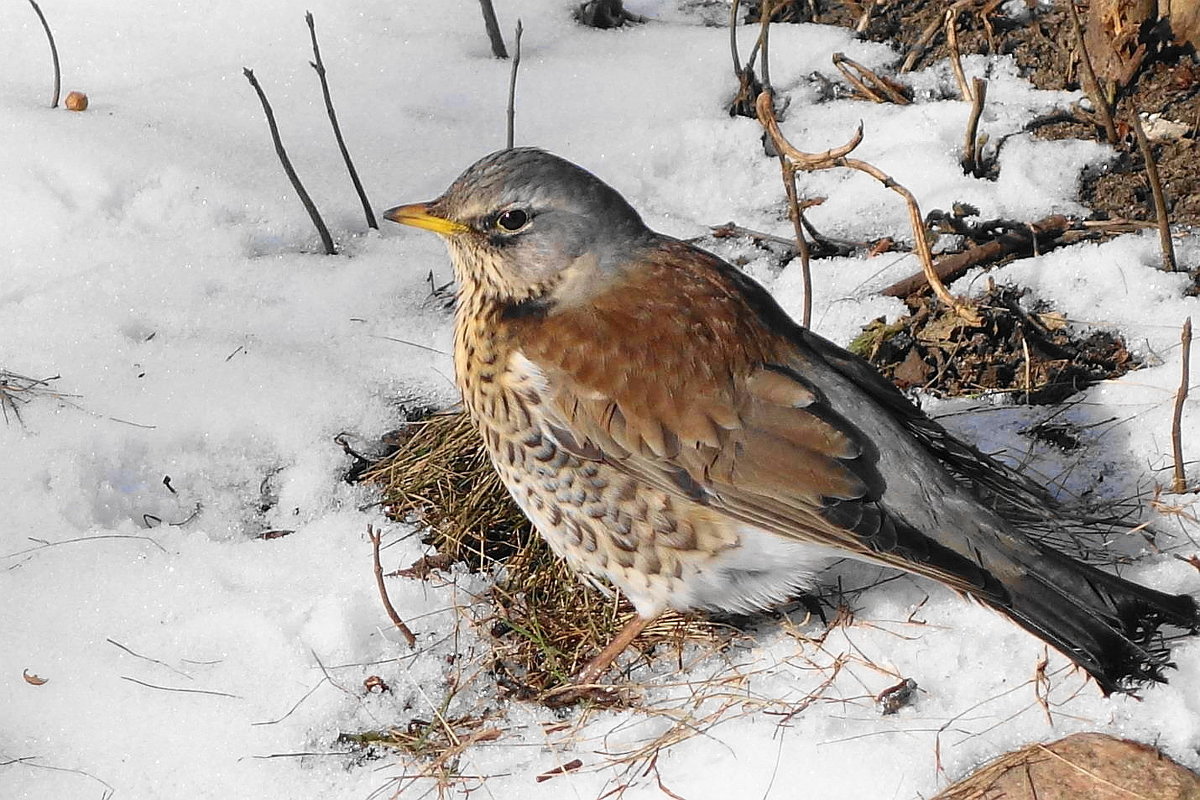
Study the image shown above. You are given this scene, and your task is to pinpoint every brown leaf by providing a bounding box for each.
[893,348,932,388]
[23,669,48,686]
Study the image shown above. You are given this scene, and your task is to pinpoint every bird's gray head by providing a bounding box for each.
[384,148,651,305]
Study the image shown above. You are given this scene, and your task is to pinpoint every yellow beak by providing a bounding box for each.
[382,203,468,235]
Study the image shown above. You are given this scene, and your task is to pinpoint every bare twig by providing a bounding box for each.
[5,533,165,559]
[367,525,417,647]
[106,638,193,682]
[758,0,773,92]
[832,52,910,104]
[961,77,988,176]
[945,6,974,102]
[307,12,376,230]
[855,0,877,33]
[777,158,813,327]
[902,0,971,72]
[243,68,337,255]
[26,0,60,108]
[756,92,968,316]
[1130,112,1179,272]
[506,20,523,150]
[120,676,240,699]
[1067,1,1118,144]
[882,214,1072,297]
[477,0,508,58]
[1173,318,1192,494]
[729,0,743,78]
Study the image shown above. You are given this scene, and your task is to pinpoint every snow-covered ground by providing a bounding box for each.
[4,1,1199,798]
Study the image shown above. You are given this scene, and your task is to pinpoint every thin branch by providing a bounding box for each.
[242,68,337,255]
[729,0,743,78]
[1173,318,1192,494]
[506,20,523,150]
[1067,0,1118,144]
[831,52,910,104]
[758,0,772,92]
[307,12,376,230]
[945,6,973,102]
[26,0,60,108]
[755,91,971,318]
[5,534,166,559]
[367,525,417,647]
[106,638,193,682]
[778,158,813,327]
[961,77,988,176]
[477,0,508,59]
[1130,111,1179,272]
[119,676,240,699]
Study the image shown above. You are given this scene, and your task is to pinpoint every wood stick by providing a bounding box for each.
[26,0,60,108]
[882,215,1072,297]
[367,525,417,647]
[1067,0,1118,144]
[1130,111,1179,272]
[307,12,376,230]
[779,158,813,327]
[961,77,988,175]
[832,53,909,105]
[243,68,337,255]
[729,0,743,78]
[506,20,523,150]
[478,0,508,58]
[945,6,974,102]
[758,0,773,92]
[1173,319,1192,494]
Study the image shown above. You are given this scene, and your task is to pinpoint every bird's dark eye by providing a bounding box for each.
[495,209,530,232]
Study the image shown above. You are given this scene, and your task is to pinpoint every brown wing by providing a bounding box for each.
[508,238,1002,599]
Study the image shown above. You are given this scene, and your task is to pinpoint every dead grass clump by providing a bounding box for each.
[363,410,724,701]
[851,282,1138,403]
[1,369,65,423]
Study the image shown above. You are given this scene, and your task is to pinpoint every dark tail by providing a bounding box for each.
[884,513,1198,694]
[1000,544,1198,693]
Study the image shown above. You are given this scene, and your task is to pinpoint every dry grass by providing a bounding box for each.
[362,409,727,701]
[0,369,65,424]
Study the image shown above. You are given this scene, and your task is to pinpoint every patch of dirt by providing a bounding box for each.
[851,282,1138,403]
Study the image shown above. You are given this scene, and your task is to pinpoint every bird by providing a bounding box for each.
[384,147,1198,697]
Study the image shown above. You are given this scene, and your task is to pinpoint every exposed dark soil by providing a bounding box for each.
[850,282,1137,403]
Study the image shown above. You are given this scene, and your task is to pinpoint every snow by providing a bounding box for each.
[3,1,1198,798]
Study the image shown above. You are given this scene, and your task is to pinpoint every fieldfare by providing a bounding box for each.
[385,148,1198,695]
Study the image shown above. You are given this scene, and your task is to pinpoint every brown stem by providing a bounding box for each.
[1130,111,1179,272]
[758,0,772,92]
[729,0,743,78]
[779,158,813,327]
[1067,1,1118,144]
[243,68,337,255]
[27,0,60,108]
[506,20,523,150]
[832,53,909,105]
[478,0,508,59]
[368,526,417,647]
[307,12,376,230]
[1174,318,1192,494]
[881,215,1072,298]
[961,77,988,175]
[945,7,973,102]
